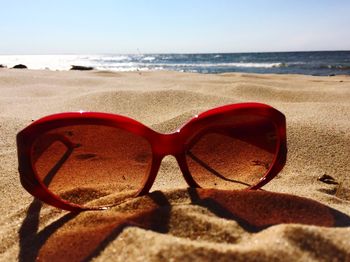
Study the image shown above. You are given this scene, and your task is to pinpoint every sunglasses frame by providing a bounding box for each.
[17,103,287,211]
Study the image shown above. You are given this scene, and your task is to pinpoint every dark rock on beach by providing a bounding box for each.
[70,65,94,71]
[12,64,27,69]
[0,64,5,68]
[318,174,339,185]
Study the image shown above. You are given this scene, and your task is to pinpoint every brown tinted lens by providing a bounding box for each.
[186,115,278,190]
[32,125,152,208]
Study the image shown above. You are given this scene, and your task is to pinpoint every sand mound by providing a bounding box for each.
[0,70,349,261]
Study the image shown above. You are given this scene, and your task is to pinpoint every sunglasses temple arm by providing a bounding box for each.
[42,146,74,186]
[32,134,78,163]
[186,150,252,187]
[31,134,79,186]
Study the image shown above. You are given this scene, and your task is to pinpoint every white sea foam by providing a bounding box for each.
[193,62,282,68]
[142,56,156,61]
[142,62,282,68]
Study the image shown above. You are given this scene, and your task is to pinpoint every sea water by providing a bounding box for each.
[1,51,349,76]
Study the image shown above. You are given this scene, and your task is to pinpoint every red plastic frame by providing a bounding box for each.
[17,103,287,211]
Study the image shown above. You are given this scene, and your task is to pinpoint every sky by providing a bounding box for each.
[1,0,350,54]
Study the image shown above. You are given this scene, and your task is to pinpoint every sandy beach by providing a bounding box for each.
[0,68,349,261]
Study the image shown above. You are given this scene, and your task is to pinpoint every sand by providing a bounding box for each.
[0,68,349,261]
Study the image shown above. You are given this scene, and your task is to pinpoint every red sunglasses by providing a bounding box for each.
[17,103,287,211]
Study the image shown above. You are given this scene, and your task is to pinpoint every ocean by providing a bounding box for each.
[1,51,350,76]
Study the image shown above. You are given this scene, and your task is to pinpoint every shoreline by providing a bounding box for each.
[1,67,350,78]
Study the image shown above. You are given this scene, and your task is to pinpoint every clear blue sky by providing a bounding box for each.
[1,0,349,54]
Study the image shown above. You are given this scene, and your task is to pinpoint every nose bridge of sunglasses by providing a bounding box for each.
[152,132,184,157]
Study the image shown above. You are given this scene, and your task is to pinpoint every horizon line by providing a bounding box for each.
[1,49,350,56]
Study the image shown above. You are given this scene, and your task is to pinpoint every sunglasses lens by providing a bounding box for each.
[31,125,152,208]
[186,115,278,189]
